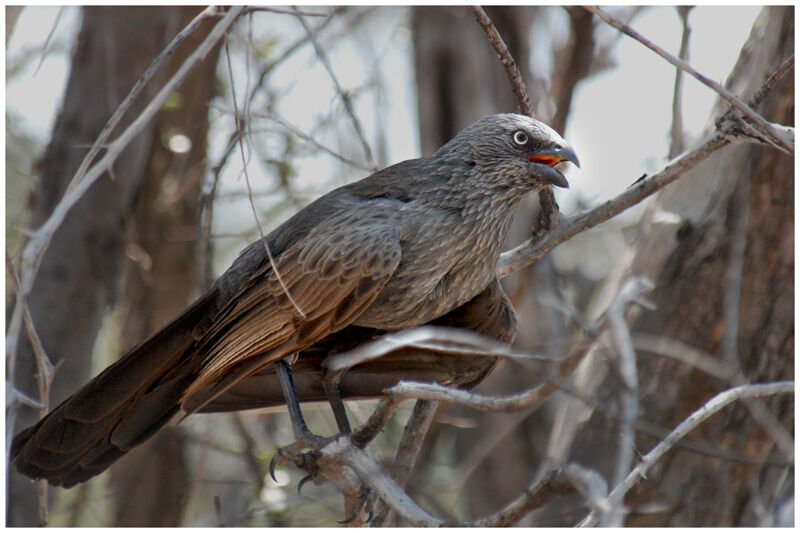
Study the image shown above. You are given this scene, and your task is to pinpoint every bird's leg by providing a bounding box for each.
[274,359,323,445]
[270,358,333,485]
[323,369,352,434]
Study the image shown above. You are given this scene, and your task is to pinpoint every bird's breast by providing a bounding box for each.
[353,202,509,330]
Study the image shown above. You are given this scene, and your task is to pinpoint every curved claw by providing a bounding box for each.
[268,454,280,483]
[338,511,360,525]
[338,488,372,525]
[297,474,314,495]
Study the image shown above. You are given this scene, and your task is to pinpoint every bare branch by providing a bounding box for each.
[468,6,533,116]
[467,6,565,233]
[325,325,553,374]
[579,381,795,527]
[459,464,609,527]
[497,132,731,278]
[32,6,64,76]
[632,333,736,380]
[747,54,794,110]
[252,111,374,171]
[372,399,438,526]
[585,6,793,155]
[6,251,56,526]
[668,6,692,158]
[321,436,445,526]
[223,38,307,319]
[294,10,377,170]
[9,6,244,364]
[69,6,221,195]
[242,6,326,17]
[604,276,653,526]
[367,333,593,416]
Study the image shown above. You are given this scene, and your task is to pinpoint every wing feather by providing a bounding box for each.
[181,221,401,408]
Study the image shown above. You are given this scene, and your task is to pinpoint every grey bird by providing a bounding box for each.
[11,113,579,487]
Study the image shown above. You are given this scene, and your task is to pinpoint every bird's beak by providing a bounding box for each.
[528,145,580,189]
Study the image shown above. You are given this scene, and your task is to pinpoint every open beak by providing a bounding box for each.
[528,145,580,189]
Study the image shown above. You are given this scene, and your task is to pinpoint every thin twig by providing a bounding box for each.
[242,6,327,17]
[578,381,795,527]
[251,111,374,171]
[372,399,439,526]
[746,54,794,110]
[294,9,377,170]
[668,6,692,158]
[603,276,653,526]
[68,6,221,196]
[468,6,532,116]
[497,132,731,278]
[467,6,564,234]
[457,464,609,527]
[632,333,736,380]
[6,252,56,526]
[223,37,307,319]
[32,6,64,76]
[585,6,793,155]
[9,7,244,366]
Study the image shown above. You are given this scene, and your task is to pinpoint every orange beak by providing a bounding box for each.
[529,154,568,167]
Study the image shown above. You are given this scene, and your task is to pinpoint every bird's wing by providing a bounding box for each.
[181,220,401,411]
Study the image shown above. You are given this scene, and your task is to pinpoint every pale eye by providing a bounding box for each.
[513,131,528,145]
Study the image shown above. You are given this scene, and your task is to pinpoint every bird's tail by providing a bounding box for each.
[10,291,216,488]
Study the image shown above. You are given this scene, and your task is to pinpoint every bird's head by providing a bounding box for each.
[435,113,579,193]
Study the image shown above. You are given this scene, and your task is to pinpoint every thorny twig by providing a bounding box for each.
[578,381,795,527]
[6,252,57,526]
[7,6,244,376]
[585,6,793,155]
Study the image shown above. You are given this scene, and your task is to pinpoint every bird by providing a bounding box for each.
[11,113,578,488]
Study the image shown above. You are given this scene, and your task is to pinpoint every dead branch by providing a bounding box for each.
[6,251,56,525]
[294,11,377,171]
[224,37,307,319]
[585,6,793,155]
[468,6,533,116]
[668,6,692,158]
[8,6,244,370]
[458,464,609,527]
[319,436,445,526]
[497,132,731,278]
[70,6,221,194]
[604,276,653,526]
[371,399,438,526]
[578,380,795,527]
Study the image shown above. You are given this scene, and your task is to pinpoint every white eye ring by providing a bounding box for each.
[513,131,528,145]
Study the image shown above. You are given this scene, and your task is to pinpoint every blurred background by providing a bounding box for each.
[5,5,793,526]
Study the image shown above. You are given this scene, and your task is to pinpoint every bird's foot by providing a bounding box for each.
[268,433,337,488]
